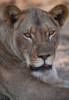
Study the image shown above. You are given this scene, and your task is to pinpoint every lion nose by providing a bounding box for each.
[37,54,51,60]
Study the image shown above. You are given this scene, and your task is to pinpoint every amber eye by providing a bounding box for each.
[48,30,55,37]
[24,33,32,39]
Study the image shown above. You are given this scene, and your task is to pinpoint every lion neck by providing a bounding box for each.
[0,21,13,53]
[0,20,25,62]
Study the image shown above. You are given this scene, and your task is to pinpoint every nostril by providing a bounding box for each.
[37,54,51,60]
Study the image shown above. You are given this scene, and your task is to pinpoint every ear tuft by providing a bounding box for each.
[3,5,22,25]
[49,4,69,26]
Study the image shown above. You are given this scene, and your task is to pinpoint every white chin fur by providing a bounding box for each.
[32,66,59,84]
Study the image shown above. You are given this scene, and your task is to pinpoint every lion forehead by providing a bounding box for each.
[20,8,58,30]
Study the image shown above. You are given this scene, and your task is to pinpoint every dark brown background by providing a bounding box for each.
[0,0,69,80]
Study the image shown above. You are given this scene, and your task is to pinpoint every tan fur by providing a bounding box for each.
[0,4,69,100]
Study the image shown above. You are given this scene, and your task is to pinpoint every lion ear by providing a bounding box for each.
[49,4,69,26]
[3,5,22,25]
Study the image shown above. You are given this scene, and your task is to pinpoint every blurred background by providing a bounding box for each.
[0,0,69,80]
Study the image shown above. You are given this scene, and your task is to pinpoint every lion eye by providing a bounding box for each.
[48,30,55,37]
[24,33,32,39]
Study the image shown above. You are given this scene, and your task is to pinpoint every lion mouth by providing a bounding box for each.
[30,64,52,71]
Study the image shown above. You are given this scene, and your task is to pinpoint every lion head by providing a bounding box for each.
[1,4,68,83]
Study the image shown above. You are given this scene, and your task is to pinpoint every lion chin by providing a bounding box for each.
[30,65,59,84]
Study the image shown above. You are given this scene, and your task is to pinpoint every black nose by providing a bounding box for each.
[37,54,51,60]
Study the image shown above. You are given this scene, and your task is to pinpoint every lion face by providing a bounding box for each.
[2,5,68,82]
[17,9,60,69]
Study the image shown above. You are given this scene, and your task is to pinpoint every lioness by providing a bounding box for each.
[0,4,69,100]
